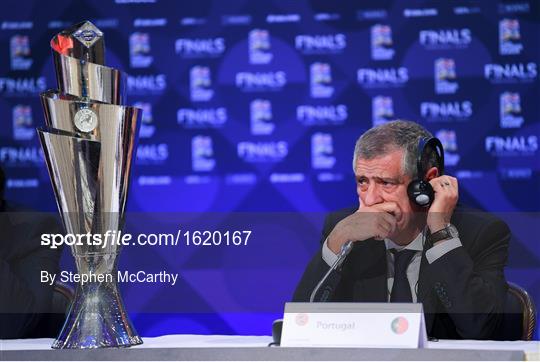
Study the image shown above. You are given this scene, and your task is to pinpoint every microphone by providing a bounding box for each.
[309,240,353,302]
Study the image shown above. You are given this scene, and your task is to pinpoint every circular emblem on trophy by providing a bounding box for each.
[391,316,409,335]
[74,108,98,133]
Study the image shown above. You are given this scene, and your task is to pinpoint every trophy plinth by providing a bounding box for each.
[38,21,142,349]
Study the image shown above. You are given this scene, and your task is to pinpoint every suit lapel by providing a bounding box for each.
[417,250,435,334]
[417,251,429,302]
[346,237,435,333]
[354,272,387,302]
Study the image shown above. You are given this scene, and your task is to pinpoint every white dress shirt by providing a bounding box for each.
[322,231,462,302]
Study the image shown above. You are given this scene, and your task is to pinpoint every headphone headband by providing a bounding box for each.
[408,136,445,207]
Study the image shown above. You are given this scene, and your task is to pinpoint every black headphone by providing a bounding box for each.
[407,137,445,207]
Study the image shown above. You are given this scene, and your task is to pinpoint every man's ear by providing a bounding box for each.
[425,166,439,181]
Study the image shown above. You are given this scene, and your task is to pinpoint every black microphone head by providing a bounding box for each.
[271,319,283,346]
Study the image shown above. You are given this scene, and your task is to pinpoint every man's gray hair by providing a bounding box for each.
[353,120,435,178]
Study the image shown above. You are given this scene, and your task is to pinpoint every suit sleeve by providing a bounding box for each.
[0,215,62,339]
[292,214,345,302]
[422,218,510,339]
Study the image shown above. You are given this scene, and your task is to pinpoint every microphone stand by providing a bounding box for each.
[309,240,353,302]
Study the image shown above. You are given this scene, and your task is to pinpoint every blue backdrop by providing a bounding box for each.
[0,0,539,338]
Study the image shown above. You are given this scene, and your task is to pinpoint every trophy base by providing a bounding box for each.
[52,276,142,349]
[52,335,143,349]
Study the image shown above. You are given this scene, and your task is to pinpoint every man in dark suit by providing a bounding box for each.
[0,165,64,338]
[293,120,510,340]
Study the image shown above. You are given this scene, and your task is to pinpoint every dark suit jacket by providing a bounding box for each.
[0,200,63,338]
[293,205,510,340]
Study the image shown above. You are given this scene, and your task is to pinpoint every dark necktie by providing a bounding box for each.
[390,249,417,303]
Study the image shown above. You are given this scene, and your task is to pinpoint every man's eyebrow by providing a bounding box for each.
[382,175,402,181]
[355,175,403,182]
[376,176,402,182]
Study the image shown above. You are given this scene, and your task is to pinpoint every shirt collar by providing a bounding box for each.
[384,230,424,252]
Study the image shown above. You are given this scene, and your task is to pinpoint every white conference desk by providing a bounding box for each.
[1,334,539,360]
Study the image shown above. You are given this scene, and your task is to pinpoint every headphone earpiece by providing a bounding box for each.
[408,137,444,208]
[407,179,434,207]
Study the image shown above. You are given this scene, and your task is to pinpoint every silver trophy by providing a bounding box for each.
[38,21,142,349]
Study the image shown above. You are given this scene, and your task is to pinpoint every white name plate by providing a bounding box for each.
[281,302,427,349]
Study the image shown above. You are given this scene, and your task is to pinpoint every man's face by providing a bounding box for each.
[355,149,417,239]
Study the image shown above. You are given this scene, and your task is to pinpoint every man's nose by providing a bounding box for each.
[362,184,383,207]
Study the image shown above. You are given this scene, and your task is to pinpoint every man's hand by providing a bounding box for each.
[327,202,400,254]
[427,175,459,233]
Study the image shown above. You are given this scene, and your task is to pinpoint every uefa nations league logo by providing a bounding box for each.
[191,135,216,172]
[371,24,395,60]
[499,19,522,55]
[434,58,459,94]
[250,99,275,135]
[372,96,394,126]
[310,62,334,98]
[129,32,153,68]
[249,29,273,64]
[500,92,524,128]
[10,35,33,70]
[190,66,214,102]
[311,132,336,170]
[12,105,34,141]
